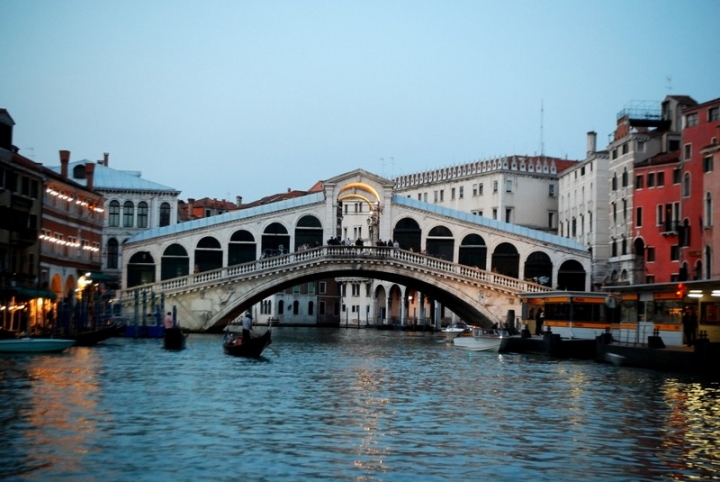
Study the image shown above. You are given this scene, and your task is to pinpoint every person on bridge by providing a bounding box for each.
[242,312,253,342]
[164,312,174,329]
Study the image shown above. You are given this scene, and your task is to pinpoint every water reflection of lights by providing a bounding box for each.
[351,367,390,474]
[19,349,102,473]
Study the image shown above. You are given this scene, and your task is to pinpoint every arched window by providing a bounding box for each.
[107,238,119,269]
[137,201,149,228]
[109,200,120,227]
[308,301,314,316]
[123,201,134,227]
[159,202,171,227]
[683,173,691,197]
[293,300,299,315]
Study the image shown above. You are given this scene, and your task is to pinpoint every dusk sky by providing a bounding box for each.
[2,0,719,203]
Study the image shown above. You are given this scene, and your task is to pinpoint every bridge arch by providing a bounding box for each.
[161,244,189,280]
[557,259,587,291]
[392,217,421,251]
[426,225,455,260]
[262,222,290,255]
[491,242,520,278]
[295,215,323,250]
[458,233,487,269]
[127,251,156,287]
[195,236,222,273]
[229,230,256,265]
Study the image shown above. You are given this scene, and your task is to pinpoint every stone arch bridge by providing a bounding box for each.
[118,169,590,330]
[119,246,553,331]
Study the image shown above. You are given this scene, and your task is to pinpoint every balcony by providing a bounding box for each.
[660,221,680,236]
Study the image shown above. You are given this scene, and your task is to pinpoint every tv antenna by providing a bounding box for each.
[540,100,545,157]
[666,75,673,92]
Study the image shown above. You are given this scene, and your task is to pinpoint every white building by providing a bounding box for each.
[393,155,579,233]
[49,153,181,286]
[558,132,610,287]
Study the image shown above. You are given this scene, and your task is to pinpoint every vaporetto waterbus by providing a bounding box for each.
[520,281,720,347]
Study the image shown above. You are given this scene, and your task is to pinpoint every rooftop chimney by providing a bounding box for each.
[586,131,597,156]
[236,195,242,206]
[85,162,95,191]
[103,152,109,166]
[59,150,70,178]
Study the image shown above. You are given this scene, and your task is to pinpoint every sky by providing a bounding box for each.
[1,0,719,203]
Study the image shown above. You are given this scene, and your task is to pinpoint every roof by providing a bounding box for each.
[392,194,587,252]
[47,161,180,193]
[635,150,681,167]
[127,191,326,243]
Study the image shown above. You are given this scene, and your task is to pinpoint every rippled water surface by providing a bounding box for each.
[2,328,720,481]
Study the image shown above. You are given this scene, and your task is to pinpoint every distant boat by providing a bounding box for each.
[0,338,75,354]
[452,327,505,352]
[441,322,471,341]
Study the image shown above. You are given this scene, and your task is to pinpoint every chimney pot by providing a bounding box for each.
[103,152,109,166]
[59,150,70,178]
[85,163,95,191]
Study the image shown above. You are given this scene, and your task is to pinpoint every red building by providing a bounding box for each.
[633,151,682,283]
[680,98,720,280]
[702,122,720,278]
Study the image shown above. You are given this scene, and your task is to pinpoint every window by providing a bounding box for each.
[319,281,326,294]
[684,144,692,160]
[548,184,555,197]
[492,208,497,220]
[581,166,585,176]
[478,183,483,195]
[647,173,655,188]
[548,212,554,229]
[622,168,628,187]
[636,207,643,227]
[683,173,691,197]
[704,156,713,173]
[657,205,664,225]
[459,186,464,199]
[657,172,665,186]
[451,187,456,200]
[647,247,655,262]
[417,193,421,201]
[635,175,644,189]
[571,218,577,237]
[123,201,134,227]
[588,211,593,232]
[673,168,682,184]
[505,208,512,223]
[433,191,438,203]
[137,201,148,228]
[505,180,512,192]
[622,143,629,154]
[709,107,720,122]
[351,284,360,297]
[612,173,617,191]
[706,192,713,227]
[493,180,498,192]
[686,112,699,127]
[160,202,171,227]
[319,301,326,316]
[440,190,444,202]
[472,184,478,196]
[109,200,120,227]
[671,245,680,261]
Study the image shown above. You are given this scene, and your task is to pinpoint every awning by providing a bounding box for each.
[84,271,112,282]
[2,287,57,301]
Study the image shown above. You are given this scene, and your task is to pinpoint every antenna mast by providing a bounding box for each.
[540,100,545,157]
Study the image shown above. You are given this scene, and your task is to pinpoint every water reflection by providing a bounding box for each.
[1,329,719,481]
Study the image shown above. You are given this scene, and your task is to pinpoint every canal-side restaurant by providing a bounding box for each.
[516,280,720,375]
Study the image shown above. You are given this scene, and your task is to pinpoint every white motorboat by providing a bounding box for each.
[452,328,504,352]
[0,338,75,354]
[441,322,470,341]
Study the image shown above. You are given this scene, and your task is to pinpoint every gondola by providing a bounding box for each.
[72,320,125,347]
[163,327,188,350]
[222,329,272,358]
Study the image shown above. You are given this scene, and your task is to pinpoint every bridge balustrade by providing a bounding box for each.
[121,246,550,303]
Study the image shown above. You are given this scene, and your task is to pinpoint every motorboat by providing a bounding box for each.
[441,322,471,341]
[452,327,505,352]
[0,337,75,354]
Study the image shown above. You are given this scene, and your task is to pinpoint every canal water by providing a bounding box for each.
[1,328,720,481]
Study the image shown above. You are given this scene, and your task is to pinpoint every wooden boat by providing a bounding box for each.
[453,327,505,352]
[0,337,75,354]
[222,329,272,358]
[71,320,125,347]
[163,327,188,350]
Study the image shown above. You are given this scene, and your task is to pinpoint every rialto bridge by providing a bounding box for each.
[118,169,591,331]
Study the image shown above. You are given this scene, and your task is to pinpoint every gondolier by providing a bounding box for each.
[242,311,253,342]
